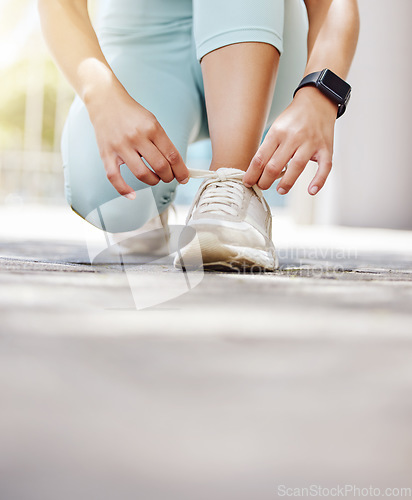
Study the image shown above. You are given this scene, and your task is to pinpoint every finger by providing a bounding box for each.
[276,146,314,195]
[257,143,296,190]
[137,141,174,183]
[308,149,333,195]
[104,156,136,200]
[122,150,160,186]
[243,132,280,187]
[151,123,189,183]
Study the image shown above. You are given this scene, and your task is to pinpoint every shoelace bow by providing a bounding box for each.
[184,167,285,223]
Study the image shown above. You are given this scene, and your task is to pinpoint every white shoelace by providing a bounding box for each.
[184,167,281,223]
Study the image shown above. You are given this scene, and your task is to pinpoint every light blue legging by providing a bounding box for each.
[61,0,308,233]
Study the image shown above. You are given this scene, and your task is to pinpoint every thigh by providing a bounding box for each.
[193,0,285,62]
[265,0,308,128]
[62,23,203,233]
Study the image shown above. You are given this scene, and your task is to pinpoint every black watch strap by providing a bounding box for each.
[293,71,323,96]
[293,69,351,118]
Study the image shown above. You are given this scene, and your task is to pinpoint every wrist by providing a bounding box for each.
[83,77,128,119]
[293,86,338,119]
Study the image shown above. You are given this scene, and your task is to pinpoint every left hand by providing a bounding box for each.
[243,87,338,195]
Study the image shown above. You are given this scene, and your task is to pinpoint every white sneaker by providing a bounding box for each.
[174,168,278,271]
[110,207,171,256]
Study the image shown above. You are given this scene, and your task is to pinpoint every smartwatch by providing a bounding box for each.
[293,69,352,118]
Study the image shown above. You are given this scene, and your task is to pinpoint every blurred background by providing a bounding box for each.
[0,0,411,223]
[0,0,68,204]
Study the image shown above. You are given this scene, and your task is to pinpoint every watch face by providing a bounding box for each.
[321,70,351,100]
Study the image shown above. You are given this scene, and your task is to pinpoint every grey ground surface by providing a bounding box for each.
[1,206,412,500]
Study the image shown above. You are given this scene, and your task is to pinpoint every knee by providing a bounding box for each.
[69,188,144,233]
[69,180,176,234]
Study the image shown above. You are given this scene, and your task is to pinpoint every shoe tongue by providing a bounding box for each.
[210,167,245,184]
[214,167,245,175]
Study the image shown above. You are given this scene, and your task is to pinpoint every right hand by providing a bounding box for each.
[87,86,189,200]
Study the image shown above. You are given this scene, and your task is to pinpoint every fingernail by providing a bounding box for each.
[125,192,136,200]
[180,177,189,184]
[243,181,252,188]
[277,187,287,195]
[310,185,319,195]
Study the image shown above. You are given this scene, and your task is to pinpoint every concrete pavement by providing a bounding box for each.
[0,204,412,499]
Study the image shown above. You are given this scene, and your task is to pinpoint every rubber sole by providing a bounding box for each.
[174,229,278,272]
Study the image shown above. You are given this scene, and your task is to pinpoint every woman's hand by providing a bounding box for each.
[87,86,189,200]
[243,87,337,195]
[39,0,189,200]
